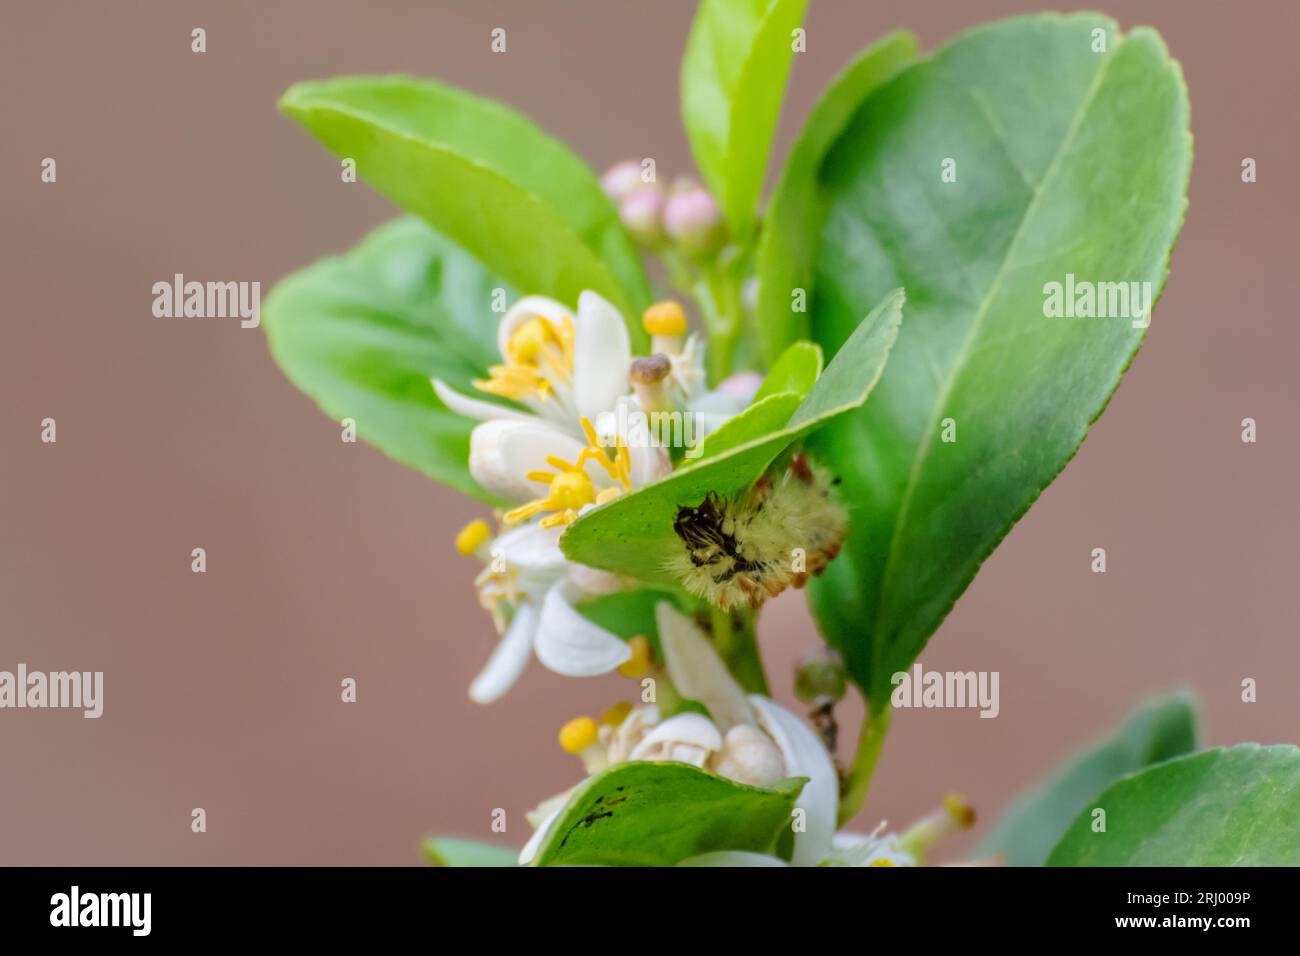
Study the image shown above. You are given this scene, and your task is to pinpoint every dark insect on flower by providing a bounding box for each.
[665,452,847,609]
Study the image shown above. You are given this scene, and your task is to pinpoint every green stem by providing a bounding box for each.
[710,607,769,695]
[838,704,892,826]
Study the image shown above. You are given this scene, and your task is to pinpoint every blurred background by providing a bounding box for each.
[1,0,1296,865]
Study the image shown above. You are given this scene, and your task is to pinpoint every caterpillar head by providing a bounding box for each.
[666,452,847,609]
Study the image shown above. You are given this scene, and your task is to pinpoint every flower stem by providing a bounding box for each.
[838,704,892,826]
[710,606,769,695]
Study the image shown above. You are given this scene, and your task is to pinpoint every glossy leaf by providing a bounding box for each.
[530,761,806,867]
[756,31,918,363]
[807,14,1192,708]
[979,692,1198,866]
[263,217,510,503]
[560,290,903,586]
[753,340,823,402]
[680,0,809,238]
[1048,745,1300,866]
[280,75,650,333]
[422,837,518,867]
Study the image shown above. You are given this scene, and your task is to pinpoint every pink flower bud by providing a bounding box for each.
[619,186,665,245]
[664,181,726,257]
[601,160,649,204]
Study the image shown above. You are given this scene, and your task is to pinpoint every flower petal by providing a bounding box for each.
[497,295,574,360]
[748,695,838,867]
[655,603,754,731]
[492,522,567,574]
[628,713,723,761]
[518,806,561,865]
[534,581,631,676]
[467,599,540,704]
[676,851,789,867]
[431,378,533,424]
[468,418,587,504]
[573,291,631,420]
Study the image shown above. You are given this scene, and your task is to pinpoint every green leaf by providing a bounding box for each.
[530,761,806,866]
[687,391,803,463]
[560,290,903,586]
[422,837,518,867]
[280,75,650,333]
[979,692,1198,866]
[1047,744,1300,866]
[756,31,918,364]
[807,14,1192,708]
[753,340,823,402]
[263,217,512,503]
[680,0,809,238]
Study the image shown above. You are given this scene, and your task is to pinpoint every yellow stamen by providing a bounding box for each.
[943,793,976,829]
[642,300,687,336]
[617,635,653,678]
[474,312,576,402]
[558,716,599,754]
[868,859,897,867]
[501,417,633,529]
[454,519,491,556]
[506,317,558,365]
[601,701,633,726]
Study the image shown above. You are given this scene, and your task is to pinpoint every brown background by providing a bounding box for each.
[1,0,1296,865]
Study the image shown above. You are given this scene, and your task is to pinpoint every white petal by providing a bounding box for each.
[533,581,631,676]
[628,713,723,761]
[467,600,539,704]
[468,419,587,504]
[676,851,789,867]
[655,603,754,731]
[573,291,631,421]
[518,806,561,865]
[749,695,838,867]
[431,378,533,424]
[492,522,567,575]
[498,295,573,360]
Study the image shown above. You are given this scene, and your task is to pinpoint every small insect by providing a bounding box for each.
[665,452,847,610]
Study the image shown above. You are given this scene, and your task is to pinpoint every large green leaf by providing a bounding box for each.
[530,761,806,866]
[263,216,505,503]
[280,75,649,333]
[979,692,1198,866]
[680,0,808,238]
[755,31,918,364]
[422,837,518,867]
[807,14,1192,708]
[560,290,903,586]
[1048,745,1300,866]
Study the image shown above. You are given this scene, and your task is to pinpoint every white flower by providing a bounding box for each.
[453,518,631,704]
[518,603,840,865]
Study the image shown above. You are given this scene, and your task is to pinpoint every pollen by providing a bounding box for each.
[617,635,653,678]
[558,716,599,754]
[868,858,897,867]
[642,300,687,337]
[454,519,491,556]
[601,701,634,726]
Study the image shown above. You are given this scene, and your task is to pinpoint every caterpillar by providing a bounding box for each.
[665,452,847,610]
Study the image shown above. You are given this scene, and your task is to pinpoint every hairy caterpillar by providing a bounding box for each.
[665,452,847,610]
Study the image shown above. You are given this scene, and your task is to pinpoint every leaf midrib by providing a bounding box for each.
[869,34,1124,663]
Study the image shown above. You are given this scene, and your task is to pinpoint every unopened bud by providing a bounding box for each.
[619,186,665,245]
[794,647,847,706]
[664,180,726,257]
[601,160,647,204]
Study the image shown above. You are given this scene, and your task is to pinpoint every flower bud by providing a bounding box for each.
[600,160,648,204]
[618,186,665,245]
[664,180,726,257]
[794,647,847,706]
